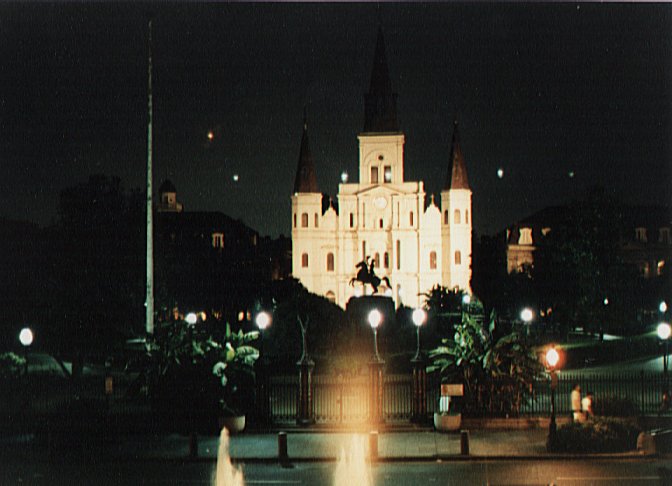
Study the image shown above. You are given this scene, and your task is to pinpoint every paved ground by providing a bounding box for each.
[1,427,647,463]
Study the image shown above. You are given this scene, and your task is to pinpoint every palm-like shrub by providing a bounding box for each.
[426,287,543,417]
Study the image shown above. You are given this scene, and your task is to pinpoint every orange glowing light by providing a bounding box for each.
[207,131,214,140]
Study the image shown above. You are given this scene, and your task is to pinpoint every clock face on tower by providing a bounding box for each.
[374,196,387,209]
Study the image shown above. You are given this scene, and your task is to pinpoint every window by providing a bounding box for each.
[301,253,309,268]
[455,251,462,265]
[659,227,671,244]
[444,210,449,225]
[301,213,308,228]
[409,212,414,226]
[465,210,469,224]
[379,218,384,228]
[370,166,379,184]
[212,232,224,249]
[314,213,319,228]
[384,165,392,183]
[326,253,334,272]
[518,228,533,245]
[384,252,389,269]
[293,213,297,228]
[396,240,401,270]
[658,260,666,276]
[635,227,647,242]
[362,241,367,260]
[374,253,380,268]
[362,204,366,228]
[349,213,354,228]
[454,209,461,224]
[429,251,437,270]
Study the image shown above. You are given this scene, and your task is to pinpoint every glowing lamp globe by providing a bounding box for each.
[19,328,34,347]
[412,308,427,327]
[546,347,560,368]
[368,309,382,329]
[657,322,671,341]
[256,312,271,331]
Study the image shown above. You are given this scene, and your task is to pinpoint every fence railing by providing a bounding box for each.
[2,370,669,430]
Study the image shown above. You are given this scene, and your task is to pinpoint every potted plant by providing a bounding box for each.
[211,323,260,433]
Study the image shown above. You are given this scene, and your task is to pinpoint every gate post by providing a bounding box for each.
[368,359,385,424]
[296,357,315,425]
[411,356,427,423]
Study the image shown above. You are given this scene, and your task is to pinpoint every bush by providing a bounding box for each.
[549,417,641,453]
[593,395,639,417]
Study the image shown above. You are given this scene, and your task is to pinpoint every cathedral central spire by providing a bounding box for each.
[444,121,470,190]
[363,27,399,133]
[293,110,319,194]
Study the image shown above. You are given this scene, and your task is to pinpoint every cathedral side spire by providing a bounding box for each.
[363,27,399,133]
[444,120,470,190]
[293,111,319,194]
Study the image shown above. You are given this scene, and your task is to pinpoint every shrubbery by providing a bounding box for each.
[549,417,641,453]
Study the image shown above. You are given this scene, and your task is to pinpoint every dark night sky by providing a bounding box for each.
[1,3,670,238]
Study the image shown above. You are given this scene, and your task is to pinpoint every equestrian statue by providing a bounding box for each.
[349,256,390,294]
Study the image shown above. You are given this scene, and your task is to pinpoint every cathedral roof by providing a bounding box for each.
[444,121,470,190]
[363,27,399,133]
[293,113,319,194]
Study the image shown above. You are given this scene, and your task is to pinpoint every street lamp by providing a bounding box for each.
[19,327,33,376]
[545,345,561,450]
[660,301,668,314]
[255,311,272,424]
[657,322,671,375]
[411,308,427,362]
[255,311,271,332]
[368,309,382,362]
[185,312,198,325]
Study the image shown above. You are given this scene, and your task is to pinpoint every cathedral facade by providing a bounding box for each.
[291,29,472,309]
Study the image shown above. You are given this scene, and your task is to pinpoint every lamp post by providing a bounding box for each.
[255,311,272,425]
[545,346,560,451]
[520,307,534,336]
[368,309,382,362]
[368,309,384,424]
[19,327,33,376]
[411,308,427,423]
[657,322,670,377]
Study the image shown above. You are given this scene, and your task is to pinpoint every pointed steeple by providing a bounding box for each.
[293,110,319,193]
[444,120,470,190]
[363,27,399,133]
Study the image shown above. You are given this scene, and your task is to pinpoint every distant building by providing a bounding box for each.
[291,29,472,309]
[505,205,671,277]
[155,180,280,322]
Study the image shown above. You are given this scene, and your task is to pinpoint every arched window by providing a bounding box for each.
[465,210,469,224]
[362,241,367,260]
[293,213,297,228]
[384,252,389,269]
[454,251,461,265]
[349,213,354,228]
[454,209,461,224]
[326,252,334,272]
[444,210,449,225]
[429,251,437,270]
[301,213,308,228]
[370,166,379,184]
[301,253,309,268]
[314,213,319,228]
[325,291,336,303]
[379,218,384,228]
[374,252,380,268]
[410,211,414,226]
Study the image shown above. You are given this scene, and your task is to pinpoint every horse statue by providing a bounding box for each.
[349,256,391,294]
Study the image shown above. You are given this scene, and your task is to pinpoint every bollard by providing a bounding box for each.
[369,430,379,462]
[460,429,470,455]
[278,431,288,463]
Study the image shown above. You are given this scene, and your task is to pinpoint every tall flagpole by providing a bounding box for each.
[145,18,155,335]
